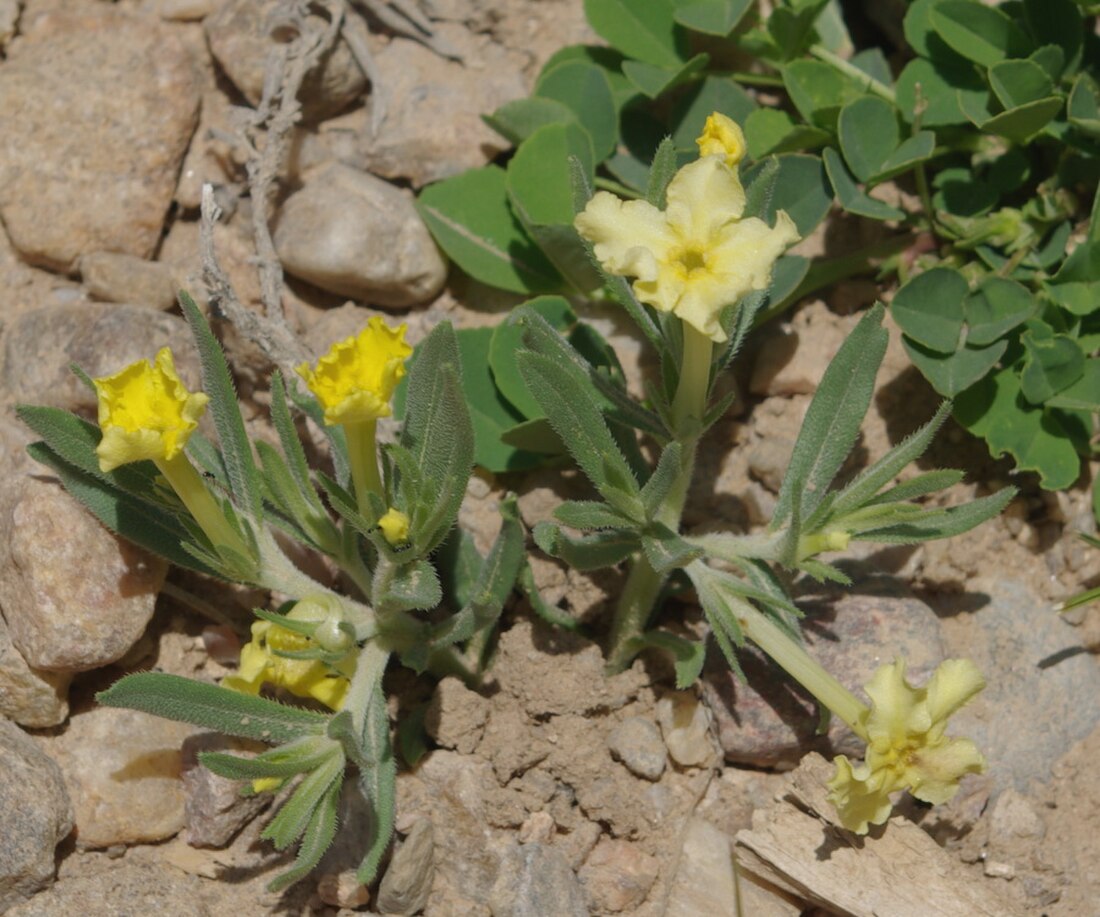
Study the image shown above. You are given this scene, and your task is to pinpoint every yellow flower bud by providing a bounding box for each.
[696,112,747,168]
[378,507,410,546]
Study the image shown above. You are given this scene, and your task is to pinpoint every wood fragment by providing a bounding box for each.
[734,754,1023,917]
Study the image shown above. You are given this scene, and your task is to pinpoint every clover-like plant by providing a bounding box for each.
[19,295,524,890]
[418,0,1100,508]
[509,113,1012,830]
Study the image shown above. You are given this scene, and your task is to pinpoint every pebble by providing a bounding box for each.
[0,612,71,727]
[0,476,167,672]
[205,0,366,124]
[79,251,178,311]
[426,676,491,755]
[701,567,945,768]
[376,817,435,915]
[40,705,197,849]
[488,843,587,917]
[656,691,718,768]
[606,716,667,781]
[0,8,200,271]
[0,719,73,913]
[0,303,201,413]
[273,163,447,307]
[181,734,271,848]
[359,25,526,187]
[664,818,736,917]
[577,838,659,913]
[517,811,555,845]
[317,871,370,909]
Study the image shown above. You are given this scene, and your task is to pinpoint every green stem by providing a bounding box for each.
[809,44,896,104]
[606,325,713,672]
[156,453,254,562]
[344,420,382,513]
[730,592,869,737]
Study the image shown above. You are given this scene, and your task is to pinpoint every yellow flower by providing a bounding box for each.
[696,112,746,168]
[223,600,356,711]
[378,507,410,545]
[297,317,412,426]
[93,348,208,473]
[827,658,987,834]
[574,123,798,343]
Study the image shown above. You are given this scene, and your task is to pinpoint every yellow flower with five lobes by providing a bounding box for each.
[575,112,798,343]
[93,348,208,473]
[223,597,357,711]
[827,657,987,834]
[296,317,413,426]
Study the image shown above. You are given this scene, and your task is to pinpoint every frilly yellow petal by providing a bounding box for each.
[665,155,747,238]
[923,658,986,725]
[907,737,986,805]
[827,755,895,835]
[298,317,412,426]
[575,192,674,278]
[696,112,747,167]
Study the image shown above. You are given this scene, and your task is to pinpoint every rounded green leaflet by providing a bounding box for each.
[891,267,968,354]
[838,96,900,183]
[930,1,1031,68]
[535,59,618,161]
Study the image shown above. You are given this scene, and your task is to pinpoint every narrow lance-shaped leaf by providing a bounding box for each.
[200,737,341,780]
[178,292,263,519]
[262,752,345,850]
[518,351,643,519]
[853,489,1017,543]
[626,630,706,689]
[773,304,888,526]
[97,673,329,743]
[534,521,640,571]
[267,777,341,893]
[356,687,397,886]
[270,372,327,512]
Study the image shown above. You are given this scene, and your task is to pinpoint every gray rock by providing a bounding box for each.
[79,252,178,311]
[426,676,490,755]
[359,25,526,187]
[274,164,447,307]
[488,843,587,917]
[39,705,197,848]
[0,9,200,271]
[656,691,718,769]
[701,567,945,768]
[0,475,167,672]
[377,818,435,915]
[940,577,1100,793]
[0,719,73,913]
[205,0,366,124]
[577,837,659,913]
[664,818,736,917]
[0,303,200,413]
[607,716,667,781]
[0,612,70,727]
[181,734,270,849]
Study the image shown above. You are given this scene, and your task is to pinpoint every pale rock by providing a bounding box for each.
[205,0,366,123]
[273,163,447,307]
[0,612,70,727]
[377,817,434,915]
[0,719,73,912]
[606,716,667,781]
[41,705,197,848]
[0,303,201,413]
[181,733,271,848]
[155,0,220,21]
[0,8,200,271]
[656,691,717,768]
[989,789,1046,846]
[426,676,491,754]
[317,871,371,909]
[0,476,167,672]
[360,25,526,187]
[488,843,587,917]
[578,837,659,913]
[665,818,736,917]
[174,90,243,210]
[80,251,179,311]
[0,0,16,50]
[517,811,555,845]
